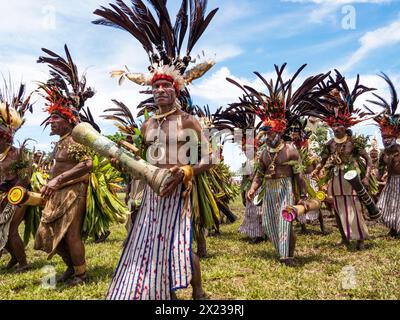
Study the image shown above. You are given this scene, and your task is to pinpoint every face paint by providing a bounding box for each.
[152,79,177,107]
[382,135,397,149]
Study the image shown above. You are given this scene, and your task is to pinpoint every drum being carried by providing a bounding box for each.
[343,170,381,220]
[8,186,46,207]
[72,123,175,196]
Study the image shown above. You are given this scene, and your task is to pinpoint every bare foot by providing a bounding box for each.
[335,239,350,247]
[321,229,330,236]
[14,264,30,274]
[56,267,75,283]
[5,257,18,270]
[250,237,264,244]
[280,258,295,267]
[356,241,365,251]
[66,274,87,287]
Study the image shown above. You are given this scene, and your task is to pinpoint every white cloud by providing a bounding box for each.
[341,18,400,71]
[193,44,243,63]
[190,66,281,106]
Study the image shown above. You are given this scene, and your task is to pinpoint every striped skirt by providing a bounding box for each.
[106,184,192,300]
[262,177,295,259]
[239,192,264,239]
[328,170,369,241]
[378,175,400,233]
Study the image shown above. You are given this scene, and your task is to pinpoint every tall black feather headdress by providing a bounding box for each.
[37,44,95,126]
[226,63,335,136]
[93,0,218,113]
[367,73,400,137]
[311,70,375,128]
[102,99,139,136]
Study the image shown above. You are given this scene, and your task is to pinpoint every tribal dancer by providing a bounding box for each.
[368,73,400,237]
[214,104,265,243]
[289,119,327,234]
[193,105,239,255]
[22,150,48,247]
[0,80,33,273]
[93,0,218,300]
[369,138,380,178]
[311,71,375,250]
[368,137,384,198]
[232,63,331,265]
[34,45,95,285]
[239,140,266,243]
[102,100,145,238]
[79,107,129,244]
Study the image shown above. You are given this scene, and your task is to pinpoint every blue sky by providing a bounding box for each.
[1,0,400,171]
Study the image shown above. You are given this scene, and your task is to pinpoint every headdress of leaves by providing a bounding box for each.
[37,44,95,126]
[366,72,400,137]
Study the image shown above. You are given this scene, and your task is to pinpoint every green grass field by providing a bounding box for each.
[1,197,399,300]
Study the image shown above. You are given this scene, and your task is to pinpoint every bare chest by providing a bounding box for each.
[145,118,198,146]
[330,141,354,156]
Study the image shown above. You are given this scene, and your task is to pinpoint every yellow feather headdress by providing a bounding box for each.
[0,80,33,141]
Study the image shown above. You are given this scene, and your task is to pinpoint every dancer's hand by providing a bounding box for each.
[41,179,58,199]
[247,189,256,202]
[298,194,308,206]
[160,166,184,198]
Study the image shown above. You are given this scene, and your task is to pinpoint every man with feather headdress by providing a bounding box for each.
[0,80,33,273]
[213,102,266,243]
[288,119,327,234]
[234,63,331,265]
[368,73,400,237]
[93,0,217,300]
[34,45,95,286]
[101,100,146,239]
[311,71,375,250]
